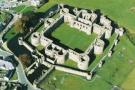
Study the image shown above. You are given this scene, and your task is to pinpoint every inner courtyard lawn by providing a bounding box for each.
[51,23,96,51]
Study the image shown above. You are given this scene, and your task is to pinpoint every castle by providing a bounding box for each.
[18,4,124,85]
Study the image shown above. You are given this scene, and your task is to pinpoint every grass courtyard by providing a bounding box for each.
[51,23,96,51]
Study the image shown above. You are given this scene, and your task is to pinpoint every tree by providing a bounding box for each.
[14,15,29,33]
[14,11,43,33]
[18,54,31,67]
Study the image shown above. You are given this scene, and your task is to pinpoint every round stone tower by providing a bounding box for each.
[31,32,40,47]
[94,39,105,55]
[56,50,66,64]
[78,54,90,70]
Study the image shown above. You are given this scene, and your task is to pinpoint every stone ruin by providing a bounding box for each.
[18,4,124,83]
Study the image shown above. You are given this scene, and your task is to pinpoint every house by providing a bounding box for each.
[0,49,16,81]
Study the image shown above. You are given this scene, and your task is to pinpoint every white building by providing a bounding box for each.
[0,49,15,80]
[29,0,40,7]
[0,60,14,70]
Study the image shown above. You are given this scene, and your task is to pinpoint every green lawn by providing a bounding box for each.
[97,35,135,87]
[64,59,77,68]
[13,5,34,13]
[121,68,135,90]
[13,5,26,12]
[3,27,18,41]
[39,70,112,90]
[52,23,96,51]
[36,44,45,51]
[37,1,56,12]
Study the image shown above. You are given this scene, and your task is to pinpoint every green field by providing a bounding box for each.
[97,36,135,88]
[121,68,135,90]
[51,23,96,51]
